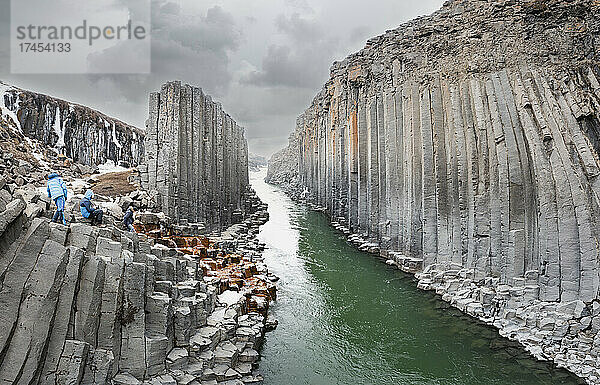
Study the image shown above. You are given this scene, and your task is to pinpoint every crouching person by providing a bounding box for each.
[47,172,68,225]
[123,206,136,232]
[80,189,104,226]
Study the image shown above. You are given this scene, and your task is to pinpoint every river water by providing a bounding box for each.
[250,169,581,385]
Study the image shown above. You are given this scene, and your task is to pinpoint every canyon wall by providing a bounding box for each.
[269,0,600,381]
[140,81,250,230]
[1,82,145,167]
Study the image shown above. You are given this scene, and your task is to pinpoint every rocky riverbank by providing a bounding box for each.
[267,177,591,384]
[327,216,596,383]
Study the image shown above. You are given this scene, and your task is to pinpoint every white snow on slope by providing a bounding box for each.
[0,82,22,133]
[112,122,123,149]
[53,106,65,151]
[97,160,129,175]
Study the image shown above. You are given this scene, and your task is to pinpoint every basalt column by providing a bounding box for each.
[140,81,249,229]
[276,0,600,304]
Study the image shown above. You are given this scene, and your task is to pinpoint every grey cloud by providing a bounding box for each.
[275,13,322,43]
[157,5,241,54]
[349,25,371,45]
[87,39,151,74]
[226,84,314,124]
[242,45,311,88]
[158,1,180,15]
[222,80,316,157]
[249,135,293,158]
[284,0,314,13]
[0,0,446,157]
[242,13,339,89]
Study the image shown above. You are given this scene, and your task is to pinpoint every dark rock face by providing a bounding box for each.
[268,0,600,381]
[139,81,250,230]
[1,82,145,167]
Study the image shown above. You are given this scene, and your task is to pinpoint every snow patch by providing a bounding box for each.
[37,185,48,200]
[111,122,123,149]
[32,150,51,170]
[218,290,244,306]
[53,106,65,151]
[68,177,89,192]
[0,82,22,133]
[97,160,129,175]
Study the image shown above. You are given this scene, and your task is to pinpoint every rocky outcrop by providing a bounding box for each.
[269,0,600,382]
[0,172,273,385]
[1,81,145,167]
[140,81,250,230]
[0,216,272,385]
[265,127,301,190]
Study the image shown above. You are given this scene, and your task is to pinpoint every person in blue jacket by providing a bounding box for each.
[46,172,68,225]
[123,206,136,232]
[80,189,104,226]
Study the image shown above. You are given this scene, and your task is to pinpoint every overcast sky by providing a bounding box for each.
[0,0,444,157]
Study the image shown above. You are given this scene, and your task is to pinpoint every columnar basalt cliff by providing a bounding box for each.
[1,81,145,167]
[140,81,250,230]
[269,0,600,382]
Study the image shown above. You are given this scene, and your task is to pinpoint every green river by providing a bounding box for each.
[250,170,582,385]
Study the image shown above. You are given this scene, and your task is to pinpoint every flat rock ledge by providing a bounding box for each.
[416,264,599,383]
